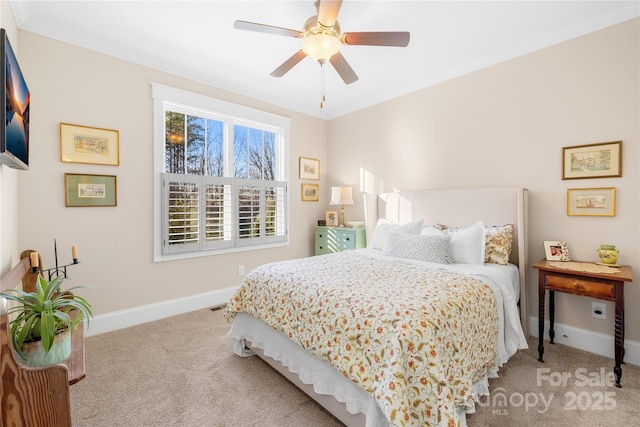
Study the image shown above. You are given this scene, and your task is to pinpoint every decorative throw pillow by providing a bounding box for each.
[444,221,485,265]
[420,225,446,236]
[484,224,514,265]
[383,232,452,264]
[368,218,424,250]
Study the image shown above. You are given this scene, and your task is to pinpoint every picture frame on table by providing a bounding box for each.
[544,241,570,261]
[562,141,621,180]
[301,183,319,201]
[299,157,320,180]
[567,187,615,217]
[60,123,120,166]
[65,173,117,207]
[325,210,338,227]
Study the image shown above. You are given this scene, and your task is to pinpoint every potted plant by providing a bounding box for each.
[0,274,93,367]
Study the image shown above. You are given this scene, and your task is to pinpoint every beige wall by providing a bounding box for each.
[7,16,639,345]
[16,31,327,316]
[328,18,639,341]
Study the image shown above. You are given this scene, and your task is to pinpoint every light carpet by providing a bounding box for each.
[70,308,639,426]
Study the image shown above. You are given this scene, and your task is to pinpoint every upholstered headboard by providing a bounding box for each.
[364,187,529,335]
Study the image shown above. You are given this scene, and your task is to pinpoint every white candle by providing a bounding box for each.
[30,251,39,268]
[71,244,78,260]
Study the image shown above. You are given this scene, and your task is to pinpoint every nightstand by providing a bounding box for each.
[533,259,633,387]
[315,226,366,255]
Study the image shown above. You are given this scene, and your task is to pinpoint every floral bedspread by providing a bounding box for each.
[224,251,498,426]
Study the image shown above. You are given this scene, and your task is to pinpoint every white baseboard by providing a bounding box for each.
[85,286,238,337]
[530,316,639,367]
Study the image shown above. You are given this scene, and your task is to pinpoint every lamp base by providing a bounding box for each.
[338,204,346,227]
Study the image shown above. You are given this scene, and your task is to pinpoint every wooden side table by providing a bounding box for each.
[533,259,633,387]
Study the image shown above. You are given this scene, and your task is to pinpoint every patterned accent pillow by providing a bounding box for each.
[383,232,452,264]
[484,224,514,265]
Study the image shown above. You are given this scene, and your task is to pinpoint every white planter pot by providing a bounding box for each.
[16,329,72,367]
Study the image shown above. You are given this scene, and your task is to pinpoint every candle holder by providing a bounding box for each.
[33,239,80,280]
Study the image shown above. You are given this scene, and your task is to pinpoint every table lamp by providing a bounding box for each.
[330,186,354,227]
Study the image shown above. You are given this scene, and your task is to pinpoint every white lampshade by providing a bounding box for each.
[330,186,354,205]
[301,33,341,63]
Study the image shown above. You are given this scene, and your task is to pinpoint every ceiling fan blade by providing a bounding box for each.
[342,31,410,47]
[270,50,308,77]
[234,20,303,38]
[329,52,358,84]
[317,0,343,28]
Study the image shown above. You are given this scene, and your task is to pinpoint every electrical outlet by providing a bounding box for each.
[238,265,245,276]
[592,302,606,319]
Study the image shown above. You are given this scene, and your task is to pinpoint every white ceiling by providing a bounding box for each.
[10,1,640,120]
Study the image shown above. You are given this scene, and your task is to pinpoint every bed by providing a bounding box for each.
[225,187,529,426]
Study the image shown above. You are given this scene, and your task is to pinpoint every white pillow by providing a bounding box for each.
[446,221,485,265]
[383,233,452,264]
[368,218,423,250]
[420,226,446,236]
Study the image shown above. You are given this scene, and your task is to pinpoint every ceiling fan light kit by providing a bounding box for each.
[301,32,341,63]
[235,0,410,108]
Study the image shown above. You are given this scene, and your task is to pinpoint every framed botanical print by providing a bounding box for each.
[567,188,615,216]
[60,123,120,166]
[299,157,320,180]
[65,173,117,207]
[562,141,621,180]
[301,183,319,201]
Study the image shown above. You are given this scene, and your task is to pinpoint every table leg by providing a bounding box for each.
[614,290,624,388]
[549,290,555,344]
[538,286,545,363]
[622,307,625,364]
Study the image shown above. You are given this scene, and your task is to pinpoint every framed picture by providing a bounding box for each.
[299,157,320,180]
[544,241,570,261]
[567,187,615,216]
[301,183,319,201]
[562,141,622,180]
[65,173,117,207]
[325,210,338,227]
[317,220,327,226]
[60,123,120,165]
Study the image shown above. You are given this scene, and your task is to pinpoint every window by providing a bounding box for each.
[152,83,290,261]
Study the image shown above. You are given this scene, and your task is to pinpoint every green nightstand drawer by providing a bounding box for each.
[315,242,330,255]
[314,226,366,256]
[338,231,356,249]
[315,229,329,244]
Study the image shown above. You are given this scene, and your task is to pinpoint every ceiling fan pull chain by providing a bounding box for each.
[320,61,326,109]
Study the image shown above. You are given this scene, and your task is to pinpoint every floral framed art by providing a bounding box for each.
[65,173,117,207]
[299,157,320,180]
[567,187,615,217]
[60,123,120,166]
[562,141,621,180]
[544,241,570,261]
[301,183,319,201]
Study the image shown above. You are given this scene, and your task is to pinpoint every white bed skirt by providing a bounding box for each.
[229,312,496,427]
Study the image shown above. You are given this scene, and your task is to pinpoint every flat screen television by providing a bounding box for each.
[0,28,30,170]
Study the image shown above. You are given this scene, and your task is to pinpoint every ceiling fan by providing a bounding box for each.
[234,0,410,106]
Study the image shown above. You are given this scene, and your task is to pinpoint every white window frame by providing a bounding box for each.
[152,83,290,262]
